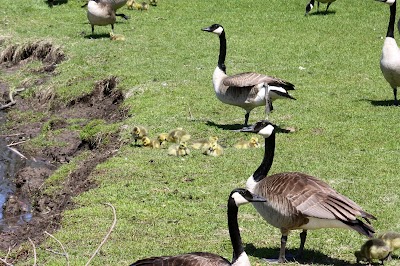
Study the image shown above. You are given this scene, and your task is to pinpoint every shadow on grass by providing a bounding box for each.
[245,243,356,265]
[46,0,68,8]
[83,33,111,39]
[363,98,398,107]
[205,120,293,134]
[307,10,336,16]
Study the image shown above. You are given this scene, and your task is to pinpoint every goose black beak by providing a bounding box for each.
[201,27,212,32]
[249,193,267,202]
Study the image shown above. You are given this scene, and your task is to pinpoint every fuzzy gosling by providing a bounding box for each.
[167,128,190,143]
[355,238,391,266]
[234,136,260,149]
[132,126,148,144]
[168,142,190,156]
[142,136,160,149]
[378,231,400,260]
[203,142,224,157]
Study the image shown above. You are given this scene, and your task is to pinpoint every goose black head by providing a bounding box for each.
[230,188,266,206]
[240,120,275,138]
[201,24,224,35]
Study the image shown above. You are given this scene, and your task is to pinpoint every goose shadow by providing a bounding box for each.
[205,120,293,134]
[245,243,355,265]
[307,10,336,16]
[46,0,68,7]
[361,98,398,107]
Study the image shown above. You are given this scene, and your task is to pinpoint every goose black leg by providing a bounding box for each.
[278,234,289,263]
[393,87,398,106]
[297,230,307,259]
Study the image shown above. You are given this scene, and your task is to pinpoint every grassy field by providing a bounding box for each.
[1,0,400,265]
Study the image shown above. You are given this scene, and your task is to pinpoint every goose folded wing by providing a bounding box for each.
[223,72,268,87]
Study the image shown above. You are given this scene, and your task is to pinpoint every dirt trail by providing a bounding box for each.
[0,41,128,254]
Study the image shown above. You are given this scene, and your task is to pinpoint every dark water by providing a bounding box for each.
[0,111,32,231]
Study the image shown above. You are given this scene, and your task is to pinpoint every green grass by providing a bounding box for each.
[1,0,400,265]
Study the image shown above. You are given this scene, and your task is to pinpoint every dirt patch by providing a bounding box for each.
[0,44,128,258]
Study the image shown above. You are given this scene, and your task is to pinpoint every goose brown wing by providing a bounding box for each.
[130,252,230,266]
[223,72,295,91]
[223,72,268,87]
[266,172,375,221]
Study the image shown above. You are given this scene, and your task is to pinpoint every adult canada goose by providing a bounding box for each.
[354,239,391,265]
[379,0,400,106]
[378,231,400,260]
[241,120,376,263]
[87,0,128,35]
[84,0,129,20]
[201,24,296,127]
[130,188,267,266]
[305,0,336,15]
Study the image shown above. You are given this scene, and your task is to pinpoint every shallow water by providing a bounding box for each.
[0,111,32,231]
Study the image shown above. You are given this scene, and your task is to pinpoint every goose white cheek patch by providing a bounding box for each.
[258,124,274,138]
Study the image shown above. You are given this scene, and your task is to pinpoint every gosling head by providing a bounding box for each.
[142,136,151,147]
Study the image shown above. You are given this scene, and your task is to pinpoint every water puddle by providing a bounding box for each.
[0,111,50,232]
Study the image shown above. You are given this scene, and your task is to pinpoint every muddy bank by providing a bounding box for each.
[0,41,129,254]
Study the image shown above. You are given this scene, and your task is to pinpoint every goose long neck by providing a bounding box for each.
[227,199,244,264]
[218,31,227,73]
[253,132,275,182]
[387,1,396,38]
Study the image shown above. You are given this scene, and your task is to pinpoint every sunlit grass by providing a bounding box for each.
[1,0,400,265]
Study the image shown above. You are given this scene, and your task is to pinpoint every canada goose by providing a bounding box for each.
[234,136,260,149]
[142,136,160,149]
[305,0,337,15]
[87,0,128,35]
[378,231,400,260]
[132,125,148,144]
[191,136,219,150]
[355,239,391,265]
[167,128,191,143]
[168,142,190,156]
[379,0,400,106]
[130,188,267,266]
[241,120,376,262]
[203,142,224,157]
[201,24,296,127]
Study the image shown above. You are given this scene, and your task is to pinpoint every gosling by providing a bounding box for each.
[191,136,218,150]
[167,128,190,143]
[157,133,169,148]
[132,125,148,144]
[378,231,400,260]
[168,142,190,156]
[234,136,260,149]
[355,238,391,266]
[203,142,224,157]
[142,136,160,149]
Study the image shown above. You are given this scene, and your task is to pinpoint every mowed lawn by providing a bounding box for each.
[1,0,400,265]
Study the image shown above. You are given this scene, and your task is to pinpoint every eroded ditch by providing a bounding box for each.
[0,41,128,254]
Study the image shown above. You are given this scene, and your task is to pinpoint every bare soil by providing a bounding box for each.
[0,41,128,257]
